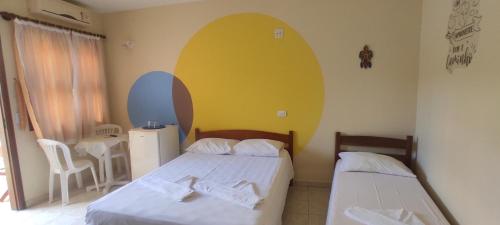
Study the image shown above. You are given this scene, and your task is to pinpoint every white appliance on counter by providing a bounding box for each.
[129,126,180,180]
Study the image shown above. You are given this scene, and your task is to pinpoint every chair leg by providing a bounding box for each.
[0,191,8,202]
[99,158,104,183]
[76,172,83,189]
[89,166,100,192]
[122,155,131,180]
[48,171,54,203]
[60,174,69,205]
[116,156,123,173]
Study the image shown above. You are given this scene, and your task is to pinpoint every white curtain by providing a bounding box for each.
[71,33,109,138]
[14,19,109,143]
[14,19,79,143]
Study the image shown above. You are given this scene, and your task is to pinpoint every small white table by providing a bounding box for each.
[75,135,129,193]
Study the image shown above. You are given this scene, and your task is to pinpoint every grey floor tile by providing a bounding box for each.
[309,199,329,216]
[283,213,309,225]
[287,186,309,202]
[309,213,327,225]
[308,187,330,202]
[285,198,309,214]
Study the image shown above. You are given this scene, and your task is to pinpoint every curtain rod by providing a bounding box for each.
[0,11,106,39]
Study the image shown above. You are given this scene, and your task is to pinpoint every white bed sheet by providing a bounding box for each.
[86,151,293,225]
[326,160,449,225]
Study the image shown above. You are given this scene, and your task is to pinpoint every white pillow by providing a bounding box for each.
[233,139,284,157]
[186,138,239,155]
[338,152,415,177]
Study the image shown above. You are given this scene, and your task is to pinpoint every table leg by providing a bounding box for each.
[85,141,130,193]
[103,149,114,194]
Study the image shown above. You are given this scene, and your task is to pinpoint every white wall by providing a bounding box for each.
[416,0,500,224]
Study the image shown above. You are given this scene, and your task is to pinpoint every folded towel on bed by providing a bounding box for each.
[345,207,425,225]
[138,175,195,202]
[194,180,263,209]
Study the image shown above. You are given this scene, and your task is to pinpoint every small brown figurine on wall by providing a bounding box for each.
[359,45,373,69]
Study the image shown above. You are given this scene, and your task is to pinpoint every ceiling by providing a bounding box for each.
[69,0,203,13]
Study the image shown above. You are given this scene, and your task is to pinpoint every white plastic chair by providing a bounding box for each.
[37,139,99,205]
[94,124,122,136]
[93,124,130,182]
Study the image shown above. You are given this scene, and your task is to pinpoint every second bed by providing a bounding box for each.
[326,132,450,225]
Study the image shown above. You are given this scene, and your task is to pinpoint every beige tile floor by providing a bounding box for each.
[283,186,330,225]
[0,190,104,225]
[0,185,331,225]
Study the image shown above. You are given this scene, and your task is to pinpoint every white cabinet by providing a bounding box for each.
[129,126,180,180]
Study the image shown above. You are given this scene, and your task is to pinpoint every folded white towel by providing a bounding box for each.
[138,175,195,202]
[345,207,425,225]
[194,180,262,209]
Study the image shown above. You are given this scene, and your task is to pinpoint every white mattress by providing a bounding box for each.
[326,160,449,225]
[86,151,294,225]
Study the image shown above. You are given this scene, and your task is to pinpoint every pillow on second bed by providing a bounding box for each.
[186,138,239,155]
[338,152,415,177]
[233,139,284,157]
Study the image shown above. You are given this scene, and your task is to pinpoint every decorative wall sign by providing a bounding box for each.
[359,45,373,69]
[445,0,482,73]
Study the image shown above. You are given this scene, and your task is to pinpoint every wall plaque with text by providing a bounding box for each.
[445,0,482,73]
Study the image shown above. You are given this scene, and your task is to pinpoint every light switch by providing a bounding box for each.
[274,28,284,39]
[277,110,287,118]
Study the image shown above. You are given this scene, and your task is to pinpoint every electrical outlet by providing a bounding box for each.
[277,110,287,118]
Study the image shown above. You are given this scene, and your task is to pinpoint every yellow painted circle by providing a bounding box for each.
[175,13,324,154]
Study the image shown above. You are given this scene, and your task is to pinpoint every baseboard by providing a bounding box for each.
[414,163,458,225]
[25,193,49,208]
[24,172,95,208]
[25,187,91,207]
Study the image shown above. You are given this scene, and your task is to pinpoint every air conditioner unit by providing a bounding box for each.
[28,0,91,26]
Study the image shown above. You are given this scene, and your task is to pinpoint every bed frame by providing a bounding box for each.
[195,128,294,161]
[334,132,413,169]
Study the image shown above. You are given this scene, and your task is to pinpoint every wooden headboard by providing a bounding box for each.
[195,128,294,161]
[334,132,413,168]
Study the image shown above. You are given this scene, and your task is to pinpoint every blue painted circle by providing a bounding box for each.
[127,71,187,141]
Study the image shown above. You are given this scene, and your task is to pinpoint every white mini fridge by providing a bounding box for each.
[129,126,180,180]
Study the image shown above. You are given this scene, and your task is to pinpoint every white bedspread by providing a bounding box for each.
[345,207,425,225]
[326,160,449,225]
[86,151,293,225]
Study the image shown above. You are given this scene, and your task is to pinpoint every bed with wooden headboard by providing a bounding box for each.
[86,128,295,225]
[195,128,294,161]
[334,131,413,169]
[326,132,449,225]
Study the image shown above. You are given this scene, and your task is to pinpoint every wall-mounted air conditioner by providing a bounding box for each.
[28,0,91,26]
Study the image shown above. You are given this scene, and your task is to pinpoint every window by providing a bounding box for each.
[14,19,109,143]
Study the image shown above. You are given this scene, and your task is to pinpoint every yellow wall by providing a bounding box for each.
[103,0,422,183]
[0,0,104,205]
[416,0,500,224]
[175,13,324,155]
